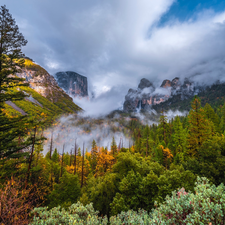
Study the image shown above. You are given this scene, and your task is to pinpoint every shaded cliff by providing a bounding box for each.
[55,71,88,98]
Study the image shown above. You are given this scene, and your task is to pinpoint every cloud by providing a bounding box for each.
[43,114,131,154]
[73,85,127,117]
[2,0,225,110]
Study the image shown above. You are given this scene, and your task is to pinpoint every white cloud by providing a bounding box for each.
[2,0,225,106]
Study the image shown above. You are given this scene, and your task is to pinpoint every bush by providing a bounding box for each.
[31,177,225,225]
[149,177,225,224]
[31,202,108,225]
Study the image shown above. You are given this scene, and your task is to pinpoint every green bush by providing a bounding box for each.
[31,177,225,224]
[31,202,108,225]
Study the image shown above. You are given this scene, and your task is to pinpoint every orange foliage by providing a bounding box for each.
[0,178,41,225]
[160,145,173,169]
[66,157,90,184]
[95,147,115,177]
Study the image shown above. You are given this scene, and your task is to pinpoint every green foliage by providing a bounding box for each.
[149,177,225,224]
[32,177,225,224]
[47,172,81,209]
[24,59,48,77]
[31,202,108,225]
[187,96,214,157]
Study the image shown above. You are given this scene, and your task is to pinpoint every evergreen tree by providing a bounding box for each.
[110,136,117,156]
[157,114,170,145]
[90,139,98,172]
[220,103,225,133]
[0,5,29,159]
[204,103,220,133]
[187,96,213,157]
[172,116,187,155]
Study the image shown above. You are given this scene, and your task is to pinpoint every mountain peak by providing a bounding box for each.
[138,78,154,90]
[160,79,172,88]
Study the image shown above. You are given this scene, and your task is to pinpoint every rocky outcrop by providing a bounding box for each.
[15,59,82,113]
[123,77,196,112]
[16,59,75,104]
[55,71,88,98]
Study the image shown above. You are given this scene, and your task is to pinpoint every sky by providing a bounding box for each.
[2,0,225,112]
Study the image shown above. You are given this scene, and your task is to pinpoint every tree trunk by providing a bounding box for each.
[60,144,65,177]
[25,127,36,189]
[81,143,85,187]
[73,139,77,175]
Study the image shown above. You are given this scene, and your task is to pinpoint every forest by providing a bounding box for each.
[1,4,225,225]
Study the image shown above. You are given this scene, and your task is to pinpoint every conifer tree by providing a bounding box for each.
[204,103,220,133]
[90,139,98,172]
[110,136,117,156]
[172,116,187,154]
[157,114,170,145]
[187,96,213,157]
[0,5,30,159]
[220,103,225,133]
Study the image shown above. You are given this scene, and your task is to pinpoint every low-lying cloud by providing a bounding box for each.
[43,114,132,154]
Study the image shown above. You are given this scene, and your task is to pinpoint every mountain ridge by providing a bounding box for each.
[123,76,223,112]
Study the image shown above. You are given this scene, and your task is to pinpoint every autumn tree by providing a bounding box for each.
[95,147,114,177]
[0,177,40,225]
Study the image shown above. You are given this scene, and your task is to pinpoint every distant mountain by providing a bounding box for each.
[123,77,224,112]
[55,71,88,98]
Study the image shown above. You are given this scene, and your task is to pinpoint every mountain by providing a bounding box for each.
[4,59,82,123]
[123,77,223,112]
[55,71,88,98]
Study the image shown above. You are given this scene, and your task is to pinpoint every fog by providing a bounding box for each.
[43,114,132,154]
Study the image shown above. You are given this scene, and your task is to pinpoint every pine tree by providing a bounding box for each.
[90,139,98,172]
[187,96,213,157]
[172,116,187,155]
[157,114,170,145]
[220,103,225,133]
[110,136,117,156]
[204,103,220,133]
[0,5,30,159]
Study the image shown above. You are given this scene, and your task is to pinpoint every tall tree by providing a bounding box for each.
[187,96,213,157]
[157,114,170,146]
[110,136,117,156]
[172,116,187,155]
[204,103,220,133]
[0,5,29,159]
[90,139,98,172]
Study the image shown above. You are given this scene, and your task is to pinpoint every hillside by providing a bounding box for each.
[3,59,82,124]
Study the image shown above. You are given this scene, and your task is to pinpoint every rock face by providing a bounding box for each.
[123,77,196,112]
[55,71,88,98]
[15,59,81,113]
[17,67,71,103]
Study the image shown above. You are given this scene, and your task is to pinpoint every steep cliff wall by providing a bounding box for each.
[55,71,88,98]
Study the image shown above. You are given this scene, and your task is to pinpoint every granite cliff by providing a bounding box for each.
[55,71,88,98]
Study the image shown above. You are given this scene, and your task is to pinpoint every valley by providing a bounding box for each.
[1,2,225,225]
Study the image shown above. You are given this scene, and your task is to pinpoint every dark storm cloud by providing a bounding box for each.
[2,0,225,102]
